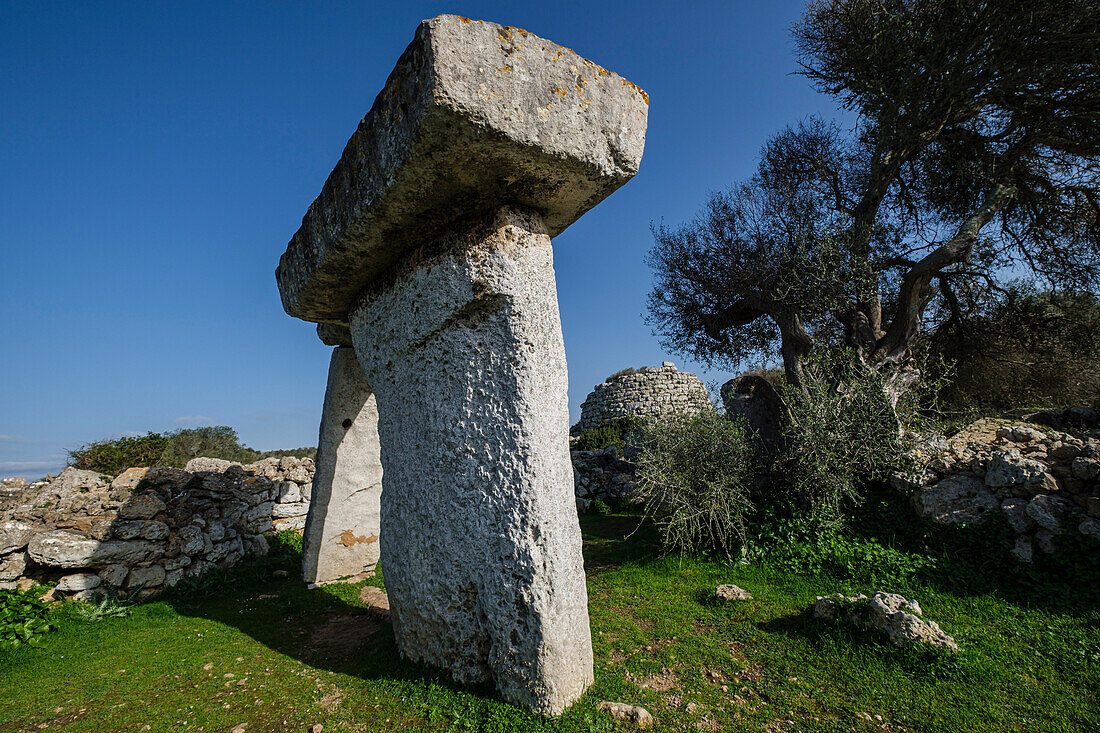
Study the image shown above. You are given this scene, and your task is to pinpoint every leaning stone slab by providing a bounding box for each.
[302,347,383,586]
[276,13,648,323]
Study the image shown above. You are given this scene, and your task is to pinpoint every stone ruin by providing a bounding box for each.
[277,15,648,714]
[572,362,712,435]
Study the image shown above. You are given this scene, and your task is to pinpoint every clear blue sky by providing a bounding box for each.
[0,1,840,478]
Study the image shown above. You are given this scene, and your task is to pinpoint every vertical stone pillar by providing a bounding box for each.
[349,206,592,714]
[301,346,383,587]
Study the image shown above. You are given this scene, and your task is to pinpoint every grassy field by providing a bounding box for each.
[2,510,1098,732]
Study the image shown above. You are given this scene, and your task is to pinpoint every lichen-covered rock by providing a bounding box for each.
[117,492,167,520]
[1026,494,1073,533]
[0,551,28,581]
[1001,498,1036,533]
[715,584,753,602]
[110,467,148,491]
[985,449,1048,488]
[350,206,594,714]
[56,573,101,592]
[28,531,157,569]
[0,521,34,555]
[814,592,958,651]
[597,702,654,728]
[912,475,999,524]
[184,457,240,473]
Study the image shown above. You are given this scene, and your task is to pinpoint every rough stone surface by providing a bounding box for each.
[110,467,149,491]
[720,375,785,446]
[276,14,648,323]
[302,347,384,586]
[185,457,240,473]
[715,584,753,602]
[349,206,593,714]
[597,702,654,727]
[0,521,34,555]
[814,592,958,651]
[573,364,711,434]
[28,531,157,569]
[911,474,999,524]
[56,573,101,592]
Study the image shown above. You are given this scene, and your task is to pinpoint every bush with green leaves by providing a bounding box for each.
[572,416,648,453]
[634,409,757,558]
[68,432,171,475]
[68,426,316,475]
[772,349,914,524]
[0,589,55,648]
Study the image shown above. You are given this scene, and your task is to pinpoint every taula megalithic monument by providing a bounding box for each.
[277,15,647,714]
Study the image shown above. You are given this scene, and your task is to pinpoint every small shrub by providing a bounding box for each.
[69,425,317,475]
[605,367,639,382]
[573,416,647,452]
[773,349,912,523]
[0,589,55,648]
[68,432,170,475]
[72,595,132,623]
[635,409,757,558]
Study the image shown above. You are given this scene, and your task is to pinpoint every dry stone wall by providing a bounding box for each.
[895,412,1100,562]
[573,363,712,434]
[0,456,315,598]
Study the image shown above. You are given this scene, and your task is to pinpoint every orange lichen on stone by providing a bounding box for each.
[338,530,379,547]
[622,78,649,105]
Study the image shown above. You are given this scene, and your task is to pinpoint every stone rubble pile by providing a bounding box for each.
[814,591,959,651]
[0,456,315,598]
[895,415,1100,562]
[573,363,712,435]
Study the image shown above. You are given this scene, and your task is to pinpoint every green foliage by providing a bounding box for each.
[573,416,647,452]
[0,589,55,648]
[68,432,170,475]
[930,287,1100,415]
[155,426,264,468]
[72,596,132,623]
[634,409,757,558]
[773,349,912,522]
[68,426,316,475]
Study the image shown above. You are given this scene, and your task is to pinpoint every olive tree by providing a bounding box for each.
[649,0,1100,385]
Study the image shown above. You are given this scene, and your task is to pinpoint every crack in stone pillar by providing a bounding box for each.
[301,346,383,587]
[348,205,592,714]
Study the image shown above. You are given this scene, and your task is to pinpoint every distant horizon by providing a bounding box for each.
[1,1,840,479]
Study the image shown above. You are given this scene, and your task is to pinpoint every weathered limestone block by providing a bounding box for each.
[302,347,383,587]
[28,531,157,568]
[349,206,593,714]
[276,14,647,323]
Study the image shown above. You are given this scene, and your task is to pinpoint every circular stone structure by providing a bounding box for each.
[573,362,712,434]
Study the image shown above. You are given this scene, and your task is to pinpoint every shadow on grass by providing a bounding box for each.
[149,512,665,715]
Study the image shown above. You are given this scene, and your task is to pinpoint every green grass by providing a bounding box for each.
[1,518,1097,732]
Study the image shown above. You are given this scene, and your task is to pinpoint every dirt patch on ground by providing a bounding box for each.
[297,612,384,667]
[638,667,680,692]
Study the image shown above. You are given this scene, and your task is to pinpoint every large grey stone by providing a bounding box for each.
[302,347,384,587]
[912,474,999,524]
[349,205,593,714]
[0,521,34,555]
[276,14,648,323]
[27,531,157,568]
